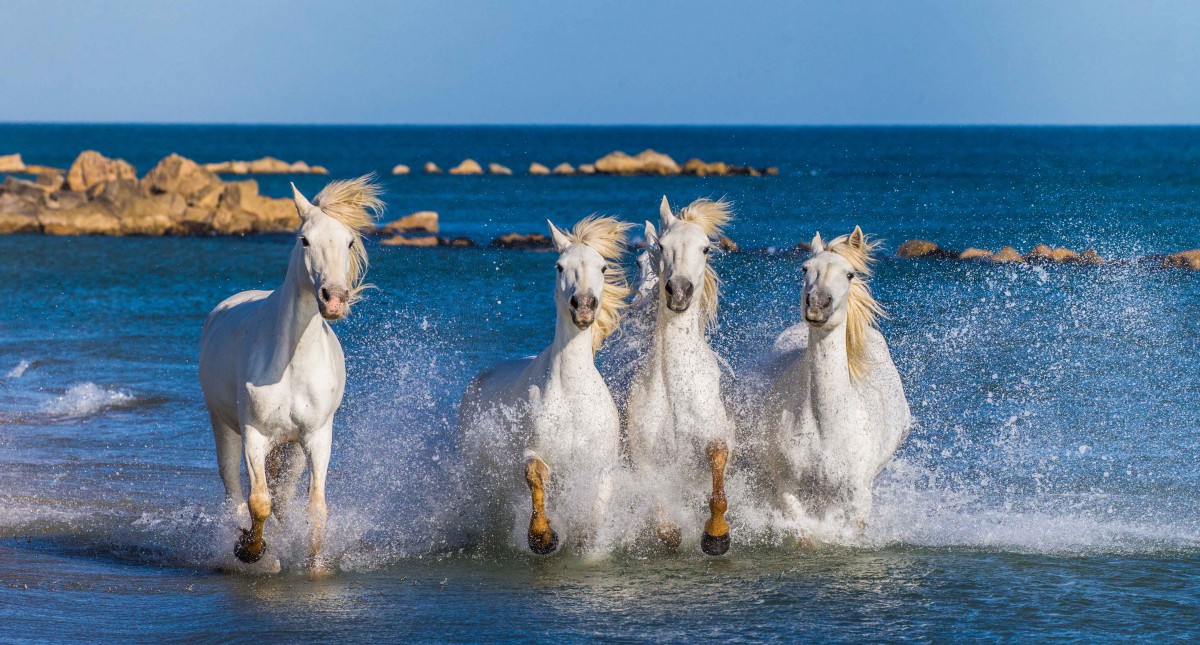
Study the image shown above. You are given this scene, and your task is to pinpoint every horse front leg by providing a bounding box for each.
[303,426,332,571]
[524,451,559,555]
[235,428,271,563]
[701,439,731,556]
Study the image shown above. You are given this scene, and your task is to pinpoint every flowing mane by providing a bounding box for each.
[676,198,733,331]
[312,174,386,308]
[826,229,884,381]
[564,215,633,351]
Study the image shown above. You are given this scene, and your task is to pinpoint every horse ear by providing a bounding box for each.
[547,220,571,252]
[659,195,677,229]
[811,231,825,253]
[292,182,317,220]
[644,221,659,248]
[848,225,865,249]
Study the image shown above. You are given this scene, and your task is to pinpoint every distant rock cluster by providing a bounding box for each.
[895,239,1200,270]
[204,157,328,175]
[393,149,778,177]
[0,151,299,235]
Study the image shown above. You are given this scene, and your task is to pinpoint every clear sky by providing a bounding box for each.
[2,0,1198,125]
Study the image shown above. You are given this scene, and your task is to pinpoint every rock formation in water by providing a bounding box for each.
[449,159,484,175]
[203,157,329,175]
[378,211,438,235]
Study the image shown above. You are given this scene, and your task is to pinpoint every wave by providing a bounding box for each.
[6,359,31,378]
[38,382,139,419]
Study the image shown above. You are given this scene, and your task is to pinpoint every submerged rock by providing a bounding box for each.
[529,162,551,175]
[490,232,553,250]
[379,211,438,235]
[392,164,411,175]
[424,162,442,174]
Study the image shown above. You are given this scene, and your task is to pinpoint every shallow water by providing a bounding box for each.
[2,125,1200,640]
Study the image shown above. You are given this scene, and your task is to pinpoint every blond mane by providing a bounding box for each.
[312,174,386,308]
[826,228,884,381]
[564,215,633,351]
[675,198,733,331]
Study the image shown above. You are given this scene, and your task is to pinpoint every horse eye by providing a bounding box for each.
[556,264,563,273]
[801,266,808,273]
[703,246,711,255]
[300,236,309,247]
[847,272,855,280]
[600,265,607,274]
[348,240,354,249]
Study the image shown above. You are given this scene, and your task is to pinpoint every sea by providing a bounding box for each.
[1,125,1199,641]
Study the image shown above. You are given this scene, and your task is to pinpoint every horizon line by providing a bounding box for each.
[3,121,1200,129]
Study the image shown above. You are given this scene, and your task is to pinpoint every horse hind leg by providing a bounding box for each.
[266,442,305,524]
[701,439,731,556]
[524,452,559,555]
[211,412,246,516]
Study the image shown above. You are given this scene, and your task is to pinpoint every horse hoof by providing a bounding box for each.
[701,532,730,556]
[528,529,560,555]
[235,530,266,564]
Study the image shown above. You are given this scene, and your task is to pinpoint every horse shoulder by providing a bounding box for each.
[857,327,912,467]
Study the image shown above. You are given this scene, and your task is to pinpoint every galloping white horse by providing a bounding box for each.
[627,196,735,556]
[766,227,910,541]
[459,216,631,555]
[199,176,383,568]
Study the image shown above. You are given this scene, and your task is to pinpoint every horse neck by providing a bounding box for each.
[544,305,597,384]
[652,299,708,360]
[267,248,324,362]
[803,322,856,406]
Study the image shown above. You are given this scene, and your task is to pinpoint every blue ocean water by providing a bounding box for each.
[1,125,1199,641]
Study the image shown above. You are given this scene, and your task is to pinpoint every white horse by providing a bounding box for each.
[459,216,631,555]
[766,227,911,541]
[199,176,383,568]
[626,196,736,556]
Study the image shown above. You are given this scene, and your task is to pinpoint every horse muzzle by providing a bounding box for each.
[804,290,832,325]
[665,277,694,313]
[318,286,350,320]
[569,292,597,329]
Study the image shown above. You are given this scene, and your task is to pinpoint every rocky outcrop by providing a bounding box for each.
[553,163,575,175]
[66,151,137,192]
[717,235,739,253]
[897,239,958,259]
[989,247,1025,263]
[378,211,438,234]
[204,158,328,175]
[959,247,994,260]
[0,154,25,173]
[488,163,513,176]
[490,232,553,250]
[529,163,551,175]
[0,151,300,236]
[577,163,596,175]
[1163,249,1200,270]
[593,149,681,175]
[424,162,442,174]
[392,164,411,175]
[381,234,477,248]
[449,159,483,175]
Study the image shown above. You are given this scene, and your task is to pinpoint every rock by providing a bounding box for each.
[633,149,680,175]
[22,165,63,175]
[38,202,122,236]
[141,153,221,204]
[178,207,215,235]
[0,153,25,173]
[424,162,442,174]
[593,151,641,175]
[1048,247,1080,263]
[577,163,596,175]
[381,234,439,247]
[392,164,411,175]
[553,163,575,175]
[1163,249,1200,270]
[989,246,1025,263]
[36,173,65,191]
[1080,249,1104,265]
[490,232,553,250]
[959,247,994,260]
[449,159,483,175]
[764,167,780,176]
[379,211,438,235]
[247,157,292,174]
[230,161,251,175]
[66,151,137,193]
[1024,244,1055,262]
[2,176,55,200]
[716,235,739,253]
[44,190,88,211]
[442,236,476,247]
[212,180,298,234]
[120,192,187,236]
[288,161,311,173]
[488,163,513,176]
[529,163,551,175]
[310,165,329,175]
[0,212,40,234]
[897,239,956,259]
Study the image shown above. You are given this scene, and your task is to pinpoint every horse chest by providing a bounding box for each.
[242,340,344,437]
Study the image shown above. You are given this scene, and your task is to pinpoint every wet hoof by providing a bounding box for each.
[528,529,560,555]
[235,529,266,564]
[657,525,682,553]
[701,532,730,556]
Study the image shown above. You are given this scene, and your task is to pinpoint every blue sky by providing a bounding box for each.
[2,0,1198,124]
